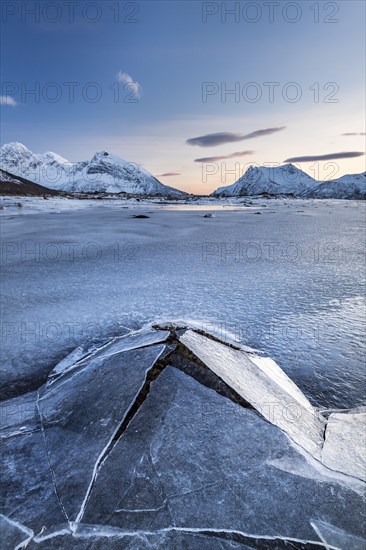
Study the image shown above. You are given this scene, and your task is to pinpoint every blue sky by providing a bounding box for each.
[1,0,365,193]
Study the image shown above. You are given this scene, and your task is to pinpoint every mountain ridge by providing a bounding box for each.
[211,163,365,199]
[0,168,65,196]
[0,142,186,196]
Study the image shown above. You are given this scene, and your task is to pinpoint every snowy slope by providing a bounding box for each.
[0,169,21,184]
[304,172,366,199]
[212,164,366,199]
[0,142,185,195]
[0,168,62,196]
[212,164,318,197]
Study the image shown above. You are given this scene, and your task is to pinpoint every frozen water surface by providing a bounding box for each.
[180,330,326,458]
[38,344,166,522]
[1,325,364,548]
[75,366,366,541]
[1,197,365,408]
[322,407,366,481]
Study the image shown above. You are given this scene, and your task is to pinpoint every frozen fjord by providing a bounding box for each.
[1,197,365,408]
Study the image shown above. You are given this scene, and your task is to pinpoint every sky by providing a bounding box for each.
[1,0,365,194]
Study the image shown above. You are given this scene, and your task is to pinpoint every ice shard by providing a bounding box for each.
[321,408,366,481]
[1,325,365,549]
[82,367,364,542]
[38,343,166,522]
[179,330,326,458]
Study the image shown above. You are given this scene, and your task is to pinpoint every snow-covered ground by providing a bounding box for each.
[1,196,365,408]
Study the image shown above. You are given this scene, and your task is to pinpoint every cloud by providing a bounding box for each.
[186,126,286,147]
[157,172,181,177]
[194,150,254,163]
[240,126,286,140]
[0,96,17,106]
[116,71,142,98]
[284,151,365,162]
[341,132,366,136]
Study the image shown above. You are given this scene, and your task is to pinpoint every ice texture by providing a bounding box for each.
[180,330,326,457]
[310,519,366,550]
[49,328,169,380]
[82,366,364,542]
[0,390,38,438]
[322,408,366,481]
[1,328,365,548]
[1,429,67,532]
[1,198,364,409]
[0,514,34,550]
[24,526,342,549]
[38,344,166,522]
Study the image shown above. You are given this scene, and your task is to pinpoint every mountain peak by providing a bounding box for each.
[42,151,70,164]
[92,151,110,159]
[212,163,365,199]
[1,141,31,155]
[213,163,317,197]
[0,142,185,196]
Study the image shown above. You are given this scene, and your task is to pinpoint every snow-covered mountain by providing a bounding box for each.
[0,168,63,196]
[0,168,21,184]
[212,164,318,197]
[212,164,365,199]
[0,142,185,196]
[304,172,366,199]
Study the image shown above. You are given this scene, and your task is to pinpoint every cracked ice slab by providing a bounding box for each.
[82,366,364,542]
[48,328,169,382]
[0,429,66,532]
[179,330,326,458]
[267,447,365,497]
[0,382,68,533]
[37,343,166,522]
[322,408,366,481]
[311,519,366,550]
[0,514,33,550]
[25,525,338,550]
[0,390,39,439]
[24,526,263,549]
[0,389,66,533]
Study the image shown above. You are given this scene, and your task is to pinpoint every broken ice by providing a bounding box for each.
[1,325,365,549]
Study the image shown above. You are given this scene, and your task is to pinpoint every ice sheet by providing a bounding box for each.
[322,408,366,481]
[1,198,364,409]
[82,367,364,542]
[180,330,326,458]
[38,344,165,522]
